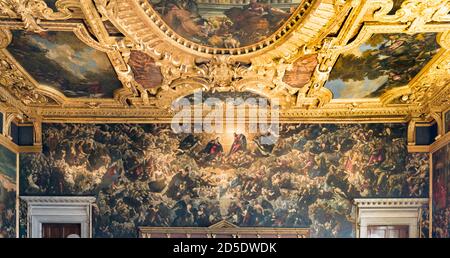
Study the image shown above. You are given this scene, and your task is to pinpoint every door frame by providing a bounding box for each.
[21,196,96,238]
[354,198,428,238]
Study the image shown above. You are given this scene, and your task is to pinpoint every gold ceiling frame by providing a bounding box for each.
[0,0,447,125]
[101,0,341,60]
[303,0,450,99]
[0,0,85,32]
[0,22,145,108]
[297,0,450,125]
[0,28,128,105]
[324,24,450,106]
[0,0,138,135]
[96,0,344,108]
[0,0,155,106]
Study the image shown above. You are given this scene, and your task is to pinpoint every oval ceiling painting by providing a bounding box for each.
[149,0,303,48]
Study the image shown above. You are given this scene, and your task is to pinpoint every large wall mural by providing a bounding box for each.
[7,30,122,98]
[325,33,439,98]
[20,123,429,238]
[149,0,301,48]
[432,143,450,238]
[0,144,16,238]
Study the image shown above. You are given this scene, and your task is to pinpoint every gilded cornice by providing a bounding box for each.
[0,0,448,123]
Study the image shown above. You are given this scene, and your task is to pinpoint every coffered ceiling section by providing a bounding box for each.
[0,0,449,122]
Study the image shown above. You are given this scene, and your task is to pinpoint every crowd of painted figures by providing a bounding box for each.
[0,145,16,238]
[0,183,15,238]
[432,143,449,238]
[433,207,449,238]
[20,123,429,237]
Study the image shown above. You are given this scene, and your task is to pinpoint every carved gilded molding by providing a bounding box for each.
[0,50,52,106]
[354,198,429,208]
[94,0,346,110]
[139,220,309,238]
[372,0,450,33]
[430,131,450,153]
[99,0,338,59]
[35,100,421,124]
[0,0,83,32]
[0,0,448,123]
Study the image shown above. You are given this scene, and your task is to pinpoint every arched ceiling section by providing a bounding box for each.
[149,0,304,49]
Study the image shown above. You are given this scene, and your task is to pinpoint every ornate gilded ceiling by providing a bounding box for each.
[0,0,449,124]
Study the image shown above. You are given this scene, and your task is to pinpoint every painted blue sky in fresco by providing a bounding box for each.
[325,33,439,99]
[326,76,389,99]
[29,36,106,77]
[327,41,386,98]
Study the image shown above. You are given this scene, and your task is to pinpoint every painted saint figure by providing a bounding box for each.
[229,133,247,156]
[200,137,223,162]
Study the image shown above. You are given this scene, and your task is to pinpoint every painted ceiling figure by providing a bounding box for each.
[154,0,198,14]
[128,51,163,89]
[224,3,289,41]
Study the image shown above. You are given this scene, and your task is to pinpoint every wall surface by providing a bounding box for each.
[432,142,450,238]
[0,144,16,238]
[19,123,429,238]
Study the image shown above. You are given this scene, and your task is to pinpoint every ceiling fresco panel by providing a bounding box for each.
[149,0,302,48]
[7,30,122,98]
[325,33,440,99]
